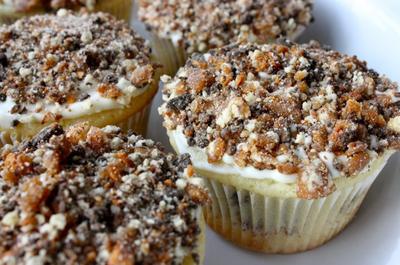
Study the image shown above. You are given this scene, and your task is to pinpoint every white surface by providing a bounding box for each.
[134,1,400,264]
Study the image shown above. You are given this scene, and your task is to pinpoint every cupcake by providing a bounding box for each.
[137,0,314,75]
[0,0,132,24]
[159,41,400,253]
[0,10,158,146]
[0,123,208,264]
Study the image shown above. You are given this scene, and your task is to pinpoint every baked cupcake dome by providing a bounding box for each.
[159,41,400,253]
[0,123,208,265]
[0,10,158,145]
[0,0,133,24]
[137,0,314,75]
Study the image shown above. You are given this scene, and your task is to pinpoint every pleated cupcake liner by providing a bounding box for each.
[95,0,132,23]
[0,130,17,146]
[0,12,24,24]
[202,171,378,253]
[146,33,188,76]
[115,101,152,136]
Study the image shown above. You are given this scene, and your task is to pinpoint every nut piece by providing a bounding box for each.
[42,150,62,175]
[3,153,33,184]
[342,99,362,120]
[186,69,214,93]
[131,65,154,88]
[108,243,134,265]
[101,152,130,182]
[347,151,370,175]
[97,84,123,99]
[66,122,90,144]
[19,177,51,213]
[362,104,386,127]
[297,158,336,199]
[312,128,328,152]
[207,138,226,163]
[388,116,400,133]
[276,162,299,174]
[186,184,210,204]
[86,127,108,152]
[216,97,250,127]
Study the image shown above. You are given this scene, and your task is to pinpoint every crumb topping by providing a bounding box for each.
[160,41,400,199]
[0,123,207,264]
[0,0,97,12]
[0,10,154,126]
[138,0,313,53]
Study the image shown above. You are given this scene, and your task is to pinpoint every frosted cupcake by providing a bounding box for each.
[0,0,132,24]
[159,41,400,253]
[137,0,314,75]
[0,123,208,265]
[0,10,158,146]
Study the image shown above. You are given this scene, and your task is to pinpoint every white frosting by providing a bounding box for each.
[319,151,342,177]
[0,78,146,129]
[170,129,297,183]
[170,128,389,184]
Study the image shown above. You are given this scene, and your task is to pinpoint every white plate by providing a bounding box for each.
[134,1,400,264]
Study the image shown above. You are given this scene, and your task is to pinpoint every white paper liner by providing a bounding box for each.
[147,32,188,76]
[95,0,132,22]
[115,101,152,136]
[202,169,381,253]
[0,13,22,24]
[0,131,16,146]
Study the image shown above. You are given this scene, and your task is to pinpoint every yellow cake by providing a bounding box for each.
[0,0,132,24]
[0,123,208,264]
[0,10,158,146]
[159,41,400,253]
[136,0,314,75]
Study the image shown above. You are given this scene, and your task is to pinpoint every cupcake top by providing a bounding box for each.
[138,0,313,53]
[0,123,208,264]
[0,0,97,12]
[0,10,154,129]
[160,41,400,199]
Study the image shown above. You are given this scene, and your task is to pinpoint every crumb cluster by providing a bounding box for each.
[138,0,313,54]
[0,123,207,264]
[0,0,97,12]
[0,10,154,125]
[160,41,400,199]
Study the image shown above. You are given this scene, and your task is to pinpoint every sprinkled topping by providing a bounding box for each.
[138,0,313,53]
[0,10,154,127]
[0,123,207,264]
[0,0,97,12]
[160,41,400,199]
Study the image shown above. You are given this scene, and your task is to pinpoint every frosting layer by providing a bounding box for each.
[171,128,297,183]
